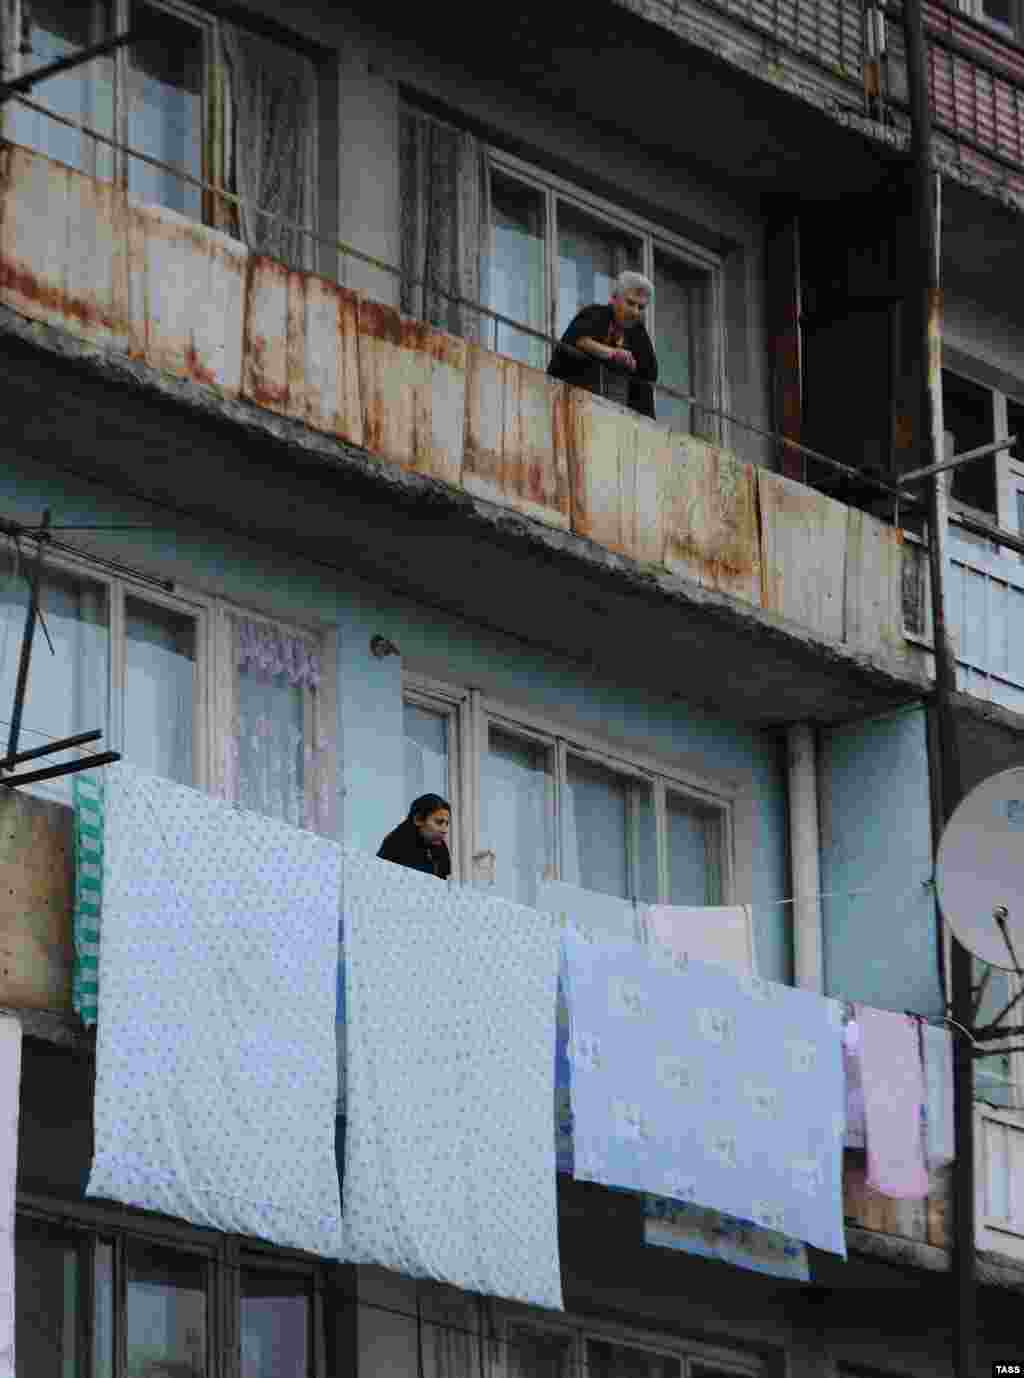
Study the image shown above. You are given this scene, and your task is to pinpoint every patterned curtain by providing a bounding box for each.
[218,22,317,269]
[400,109,487,343]
[221,614,330,835]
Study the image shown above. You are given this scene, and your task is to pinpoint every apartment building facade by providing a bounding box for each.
[1,0,1023,1373]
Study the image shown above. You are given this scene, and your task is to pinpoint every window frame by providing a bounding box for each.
[402,672,474,882]
[488,1305,764,1378]
[402,678,737,907]
[15,1194,340,1378]
[113,0,214,213]
[2,539,336,831]
[481,696,735,907]
[482,140,728,438]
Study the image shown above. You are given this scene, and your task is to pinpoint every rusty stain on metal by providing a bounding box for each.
[185,332,218,387]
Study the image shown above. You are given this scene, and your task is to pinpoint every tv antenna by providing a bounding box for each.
[0,510,120,789]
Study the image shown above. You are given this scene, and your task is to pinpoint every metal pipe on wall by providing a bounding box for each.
[902,0,974,1372]
[787,724,824,993]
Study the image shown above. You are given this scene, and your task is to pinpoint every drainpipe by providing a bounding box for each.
[787,724,823,993]
[902,0,973,1373]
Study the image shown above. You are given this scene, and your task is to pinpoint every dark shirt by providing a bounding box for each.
[376,818,451,880]
[547,303,658,420]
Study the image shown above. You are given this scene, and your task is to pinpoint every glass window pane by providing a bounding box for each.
[125,597,196,787]
[506,1326,573,1378]
[482,727,555,907]
[490,169,548,369]
[942,371,996,516]
[653,248,710,436]
[666,791,724,906]
[95,1241,114,1378]
[5,0,115,178]
[563,756,656,902]
[557,202,642,338]
[15,1218,80,1378]
[235,663,308,827]
[241,1269,310,1378]
[404,701,450,804]
[586,1338,681,1378]
[126,1241,207,1378]
[0,565,109,804]
[128,5,203,219]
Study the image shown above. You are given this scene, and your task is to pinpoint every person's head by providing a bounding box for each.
[408,793,451,847]
[609,271,653,329]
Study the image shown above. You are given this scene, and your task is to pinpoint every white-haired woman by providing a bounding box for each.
[547,270,658,419]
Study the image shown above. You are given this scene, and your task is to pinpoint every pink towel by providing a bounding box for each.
[858,1005,928,1199]
[843,1019,866,1150]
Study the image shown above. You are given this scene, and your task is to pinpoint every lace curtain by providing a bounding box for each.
[217,22,317,269]
[222,614,330,835]
[399,109,489,343]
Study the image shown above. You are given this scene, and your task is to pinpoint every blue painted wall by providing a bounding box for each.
[0,454,792,982]
[819,706,944,1017]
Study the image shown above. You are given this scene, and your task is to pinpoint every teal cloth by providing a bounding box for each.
[72,770,105,1026]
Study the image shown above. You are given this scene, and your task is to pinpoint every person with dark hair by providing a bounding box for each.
[377,793,452,880]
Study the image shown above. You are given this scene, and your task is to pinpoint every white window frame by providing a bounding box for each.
[5,541,336,829]
[402,672,474,883]
[401,670,740,905]
[113,0,214,206]
[482,700,738,903]
[488,1304,763,1378]
[483,141,728,439]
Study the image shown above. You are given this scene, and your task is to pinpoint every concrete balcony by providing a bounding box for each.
[0,142,927,696]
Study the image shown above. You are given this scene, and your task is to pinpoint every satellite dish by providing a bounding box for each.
[935,766,1024,971]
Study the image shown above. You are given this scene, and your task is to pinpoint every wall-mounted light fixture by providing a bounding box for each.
[370,635,400,659]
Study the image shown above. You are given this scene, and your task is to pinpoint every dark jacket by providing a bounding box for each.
[376,818,452,880]
[547,303,658,420]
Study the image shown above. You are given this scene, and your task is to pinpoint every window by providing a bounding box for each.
[587,1338,682,1378]
[0,546,333,831]
[942,370,996,517]
[963,0,1023,39]
[490,169,548,370]
[14,1217,85,1377]
[481,726,557,907]
[241,1265,312,1378]
[126,1240,208,1377]
[16,1212,338,1378]
[4,0,319,264]
[477,701,729,911]
[486,1317,761,1378]
[403,685,464,874]
[399,105,723,436]
[562,753,657,904]
[0,564,110,803]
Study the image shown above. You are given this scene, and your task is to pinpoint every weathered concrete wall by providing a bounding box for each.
[0,790,74,1012]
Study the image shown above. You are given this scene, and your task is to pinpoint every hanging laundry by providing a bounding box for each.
[843,1016,866,1150]
[537,879,643,1179]
[645,904,757,974]
[921,1022,955,1170]
[858,1006,929,1199]
[72,770,105,1028]
[563,929,847,1257]
[0,1016,21,1378]
[642,1195,810,1282]
[87,764,344,1257]
[341,849,563,1310]
[536,878,643,943]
